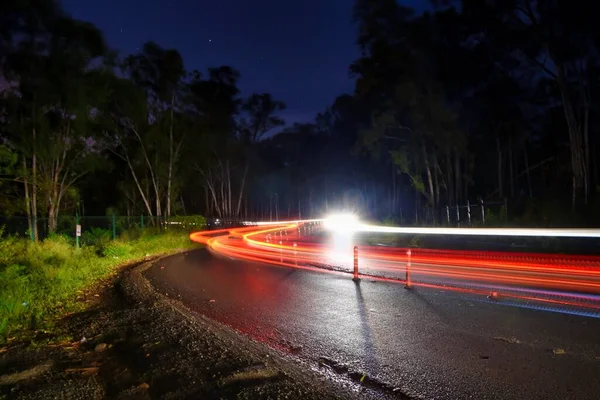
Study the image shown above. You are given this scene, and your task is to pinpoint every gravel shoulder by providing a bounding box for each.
[0,251,395,400]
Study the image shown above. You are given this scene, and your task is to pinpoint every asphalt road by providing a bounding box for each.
[145,249,600,400]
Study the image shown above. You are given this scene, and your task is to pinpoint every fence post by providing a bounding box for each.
[112,214,116,240]
[405,249,412,289]
[480,198,485,225]
[446,205,450,225]
[140,214,144,229]
[467,200,471,226]
[353,246,359,281]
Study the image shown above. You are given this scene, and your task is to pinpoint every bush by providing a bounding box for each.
[81,227,111,248]
[101,241,133,258]
[0,228,199,342]
[0,229,28,269]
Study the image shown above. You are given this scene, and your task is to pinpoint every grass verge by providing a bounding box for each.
[0,227,199,343]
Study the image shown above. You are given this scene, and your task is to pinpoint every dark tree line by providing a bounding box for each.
[2,0,600,234]
[256,0,600,226]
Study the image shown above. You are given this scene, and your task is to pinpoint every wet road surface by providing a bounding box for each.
[145,249,600,400]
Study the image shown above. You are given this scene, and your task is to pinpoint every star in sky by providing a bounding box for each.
[62,0,430,126]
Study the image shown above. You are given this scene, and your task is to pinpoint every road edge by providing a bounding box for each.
[125,249,404,400]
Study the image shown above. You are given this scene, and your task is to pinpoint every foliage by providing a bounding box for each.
[3,0,600,231]
[0,229,199,341]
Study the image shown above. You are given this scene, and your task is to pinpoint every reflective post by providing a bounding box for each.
[405,249,412,289]
[353,246,359,281]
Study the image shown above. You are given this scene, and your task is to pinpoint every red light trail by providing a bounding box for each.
[189,221,600,312]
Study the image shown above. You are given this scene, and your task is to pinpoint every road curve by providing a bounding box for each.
[190,222,600,307]
[145,248,600,400]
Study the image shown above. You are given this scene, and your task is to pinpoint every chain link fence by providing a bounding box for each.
[0,215,206,242]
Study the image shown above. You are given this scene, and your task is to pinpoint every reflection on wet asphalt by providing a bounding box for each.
[145,249,600,400]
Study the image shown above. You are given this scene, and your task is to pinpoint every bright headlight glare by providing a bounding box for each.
[323,213,360,232]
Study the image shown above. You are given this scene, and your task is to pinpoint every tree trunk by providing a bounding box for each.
[48,203,56,233]
[556,62,586,207]
[446,150,454,205]
[125,155,154,218]
[421,143,435,208]
[414,190,419,224]
[464,157,469,201]
[391,163,396,215]
[593,140,598,190]
[47,157,62,233]
[434,163,440,221]
[496,135,503,197]
[129,123,161,217]
[219,163,225,217]
[582,63,591,201]
[583,88,590,203]
[508,137,514,198]
[32,130,38,242]
[454,149,461,205]
[22,157,33,238]
[166,96,174,217]
[433,152,440,207]
[236,164,249,217]
[524,147,533,198]
[204,186,210,216]
[227,161,232,217]
[155,167,161,219]
[180,195,186,215]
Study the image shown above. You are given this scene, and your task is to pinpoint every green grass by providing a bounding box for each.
[0,227,199,343]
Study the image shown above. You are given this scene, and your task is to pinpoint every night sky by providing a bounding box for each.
[62,0,428,126]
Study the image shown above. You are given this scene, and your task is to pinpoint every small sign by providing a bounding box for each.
[76,224,81,237]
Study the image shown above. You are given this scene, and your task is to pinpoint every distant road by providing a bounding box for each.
[146,248,600,400]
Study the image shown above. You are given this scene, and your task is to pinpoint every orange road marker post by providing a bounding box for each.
[405,249,412,289]
[353,246,360,281]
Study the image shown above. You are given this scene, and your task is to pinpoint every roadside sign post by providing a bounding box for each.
[75,213,81,249]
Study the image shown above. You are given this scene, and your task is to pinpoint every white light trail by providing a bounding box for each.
[357,225,600,238]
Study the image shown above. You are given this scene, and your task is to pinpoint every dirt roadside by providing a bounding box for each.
[0,251,399,400]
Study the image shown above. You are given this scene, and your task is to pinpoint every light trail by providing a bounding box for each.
[357,224,600,237]
[189,220,600,313]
